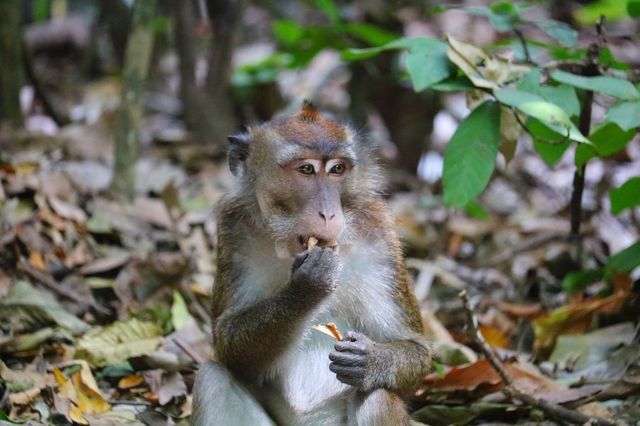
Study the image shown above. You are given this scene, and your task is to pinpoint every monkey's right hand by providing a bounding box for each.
[289,246,341,298]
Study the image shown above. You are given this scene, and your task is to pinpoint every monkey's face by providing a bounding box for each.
[228,102,370,256]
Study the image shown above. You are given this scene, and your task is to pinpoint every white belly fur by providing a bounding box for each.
[253,242,405,419]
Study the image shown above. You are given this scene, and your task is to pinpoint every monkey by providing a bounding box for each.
[192,101,431,426]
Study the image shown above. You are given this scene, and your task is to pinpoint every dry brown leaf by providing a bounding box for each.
[53,362,111,424]
[29,251,46,271]
[498,302,542,319]
[421,359,564,396]
[118,374,145,390]
[533,291,630,352]
[479,325,509,349]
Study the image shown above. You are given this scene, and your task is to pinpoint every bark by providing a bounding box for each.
[174,0,209,141]
[0,0,24,127]
[204,0,246,144]
[111,0,157,199]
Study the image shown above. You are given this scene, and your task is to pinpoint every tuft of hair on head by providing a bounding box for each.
[298,100,320,123]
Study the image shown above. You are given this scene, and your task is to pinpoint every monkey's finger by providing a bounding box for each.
[344,331,369,342]
[329,363,365,378]
[336,374,364,388]
[329,351,366,366]
[334,341,368,354]
[292,250,309,271]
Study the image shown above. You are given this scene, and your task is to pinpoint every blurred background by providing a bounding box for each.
[1,1,639,424]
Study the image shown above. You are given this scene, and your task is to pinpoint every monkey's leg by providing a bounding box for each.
[349,389,411,426]
[192,361,276,426]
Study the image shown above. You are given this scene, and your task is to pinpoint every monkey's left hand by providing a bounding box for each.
[328,331,394,391]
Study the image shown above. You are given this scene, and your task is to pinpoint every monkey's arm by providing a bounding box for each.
[213,246,340,382]
[329,331,431,397]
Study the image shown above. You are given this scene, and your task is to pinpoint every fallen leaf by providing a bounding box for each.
[75,318,163,367]
[118,374,145,390]
[533,291,630,352]
[480,325,509,349]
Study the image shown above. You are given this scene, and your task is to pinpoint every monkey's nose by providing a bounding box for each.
[319,211,336,227]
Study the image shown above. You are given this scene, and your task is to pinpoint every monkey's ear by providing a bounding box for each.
[228,133,251,176]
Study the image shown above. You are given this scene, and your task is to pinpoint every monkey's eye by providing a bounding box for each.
[297,164,315,175]
[329,163,345,175]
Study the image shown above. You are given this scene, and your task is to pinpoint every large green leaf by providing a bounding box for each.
[532,19,577,46]
[443,101,501,207]
[551,70,640,100]
[605,101,640,131]
[76,318,163,367]
[518,69,580,117]
[610,177,640,215]
[495,88,590,143]
[405,39,452,91]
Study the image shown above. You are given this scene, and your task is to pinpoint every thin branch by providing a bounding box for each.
[514,28,533,64]
[459,290,616,426]
[18,258,110,315]
[173,336,205,365]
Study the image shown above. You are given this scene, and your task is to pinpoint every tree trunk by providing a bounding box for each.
[174,0,209,142]
[111,0,156,199]
[203,0,246,145]
[0,0,24,127]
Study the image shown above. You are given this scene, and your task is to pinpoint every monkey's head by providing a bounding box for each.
[227,101,379,256]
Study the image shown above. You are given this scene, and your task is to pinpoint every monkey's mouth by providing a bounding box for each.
[296,235,338,250]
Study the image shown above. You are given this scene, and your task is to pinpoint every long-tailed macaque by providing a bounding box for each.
[192,102,431,426]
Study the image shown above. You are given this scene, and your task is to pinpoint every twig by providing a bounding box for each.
[514,28,533,64]
[459,290,616,426]
[18,258,110,315]
[481,233,565,267]
[173,336,205,365]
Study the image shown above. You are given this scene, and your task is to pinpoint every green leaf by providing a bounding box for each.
[607,240,640,274]
[533,139,571,166]
[562,269,604,294]
[518,69,580,117]
[575,143,596,168]
[314,0,341,25]
[443,101,501,207]
[605,101,640,131]
[341,36,422,60]
[590,122,636,156]
[464,5,519,32]
[405,39,452,91]
[532,20,577,46]
[577,0,630,24]
[343,23,398,46]
[171,291,193,331]
[610,177,640,214]
[551,70,640,100]
[629,0,640,17]
[464,201,489,219]
[272,20,305,46]
[495,88,590,144]
[76,318,163,367]
[430,76,475,91]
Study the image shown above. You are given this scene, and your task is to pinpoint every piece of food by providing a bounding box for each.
[311,322,343,340]
[307,236,319,250]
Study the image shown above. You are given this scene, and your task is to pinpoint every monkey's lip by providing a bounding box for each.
[297,235,338,249]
